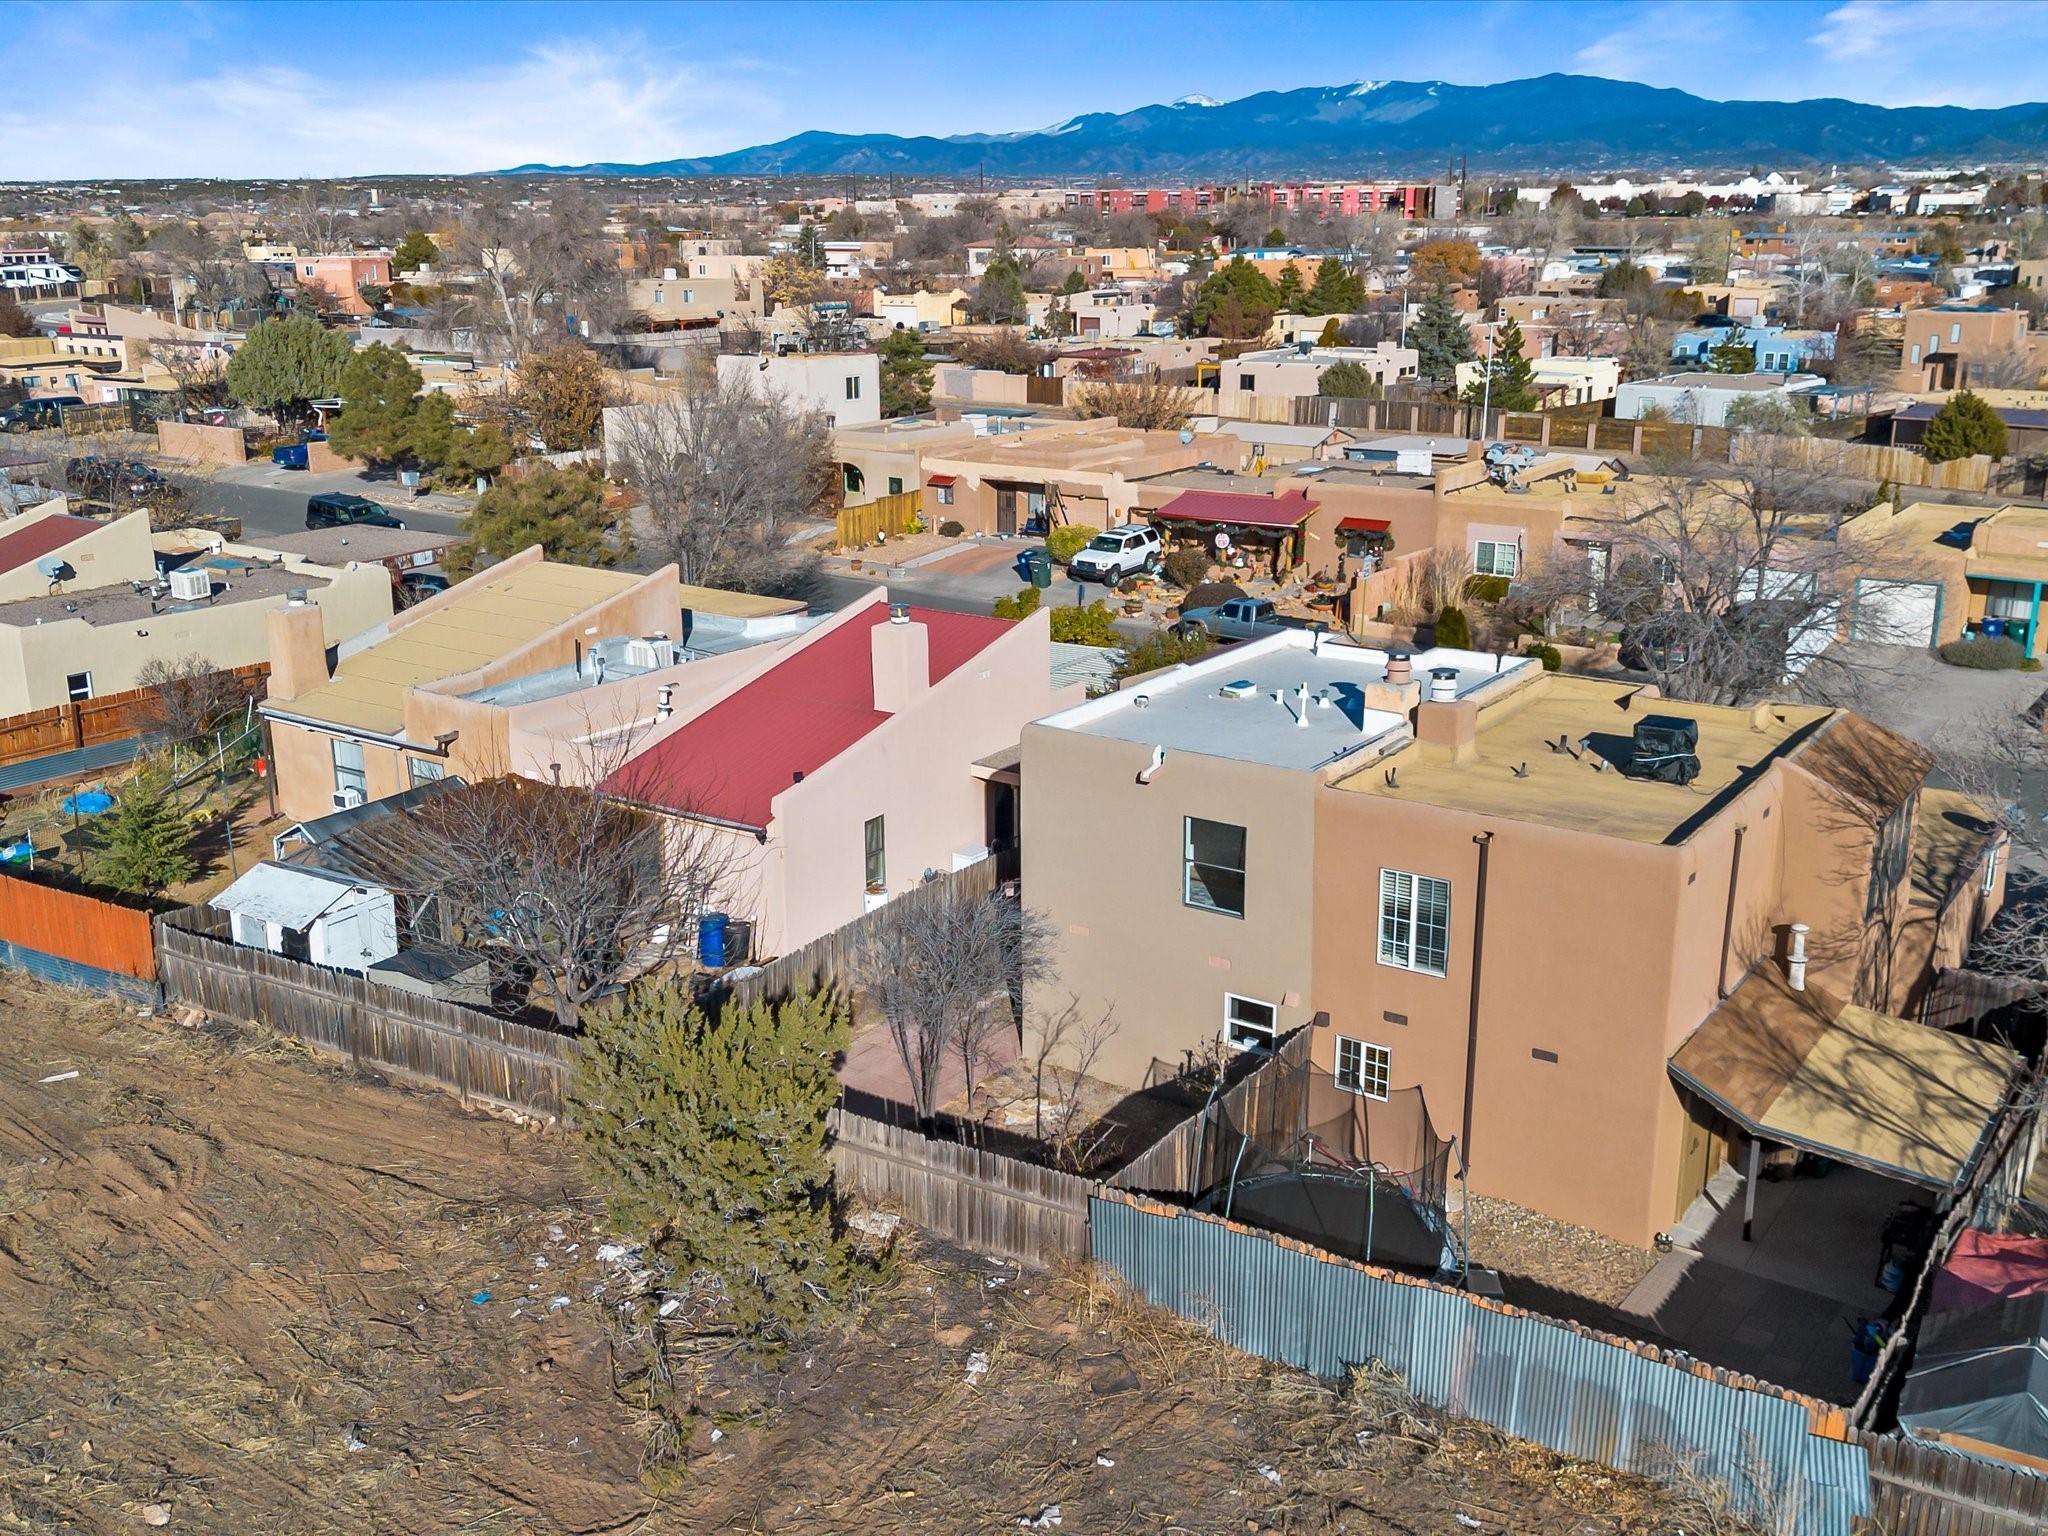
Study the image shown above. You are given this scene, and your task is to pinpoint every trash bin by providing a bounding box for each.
[1025,549,1052,589]
[1012,550,1035,583]
[697,911,729,969]
[1982,617,2009,639]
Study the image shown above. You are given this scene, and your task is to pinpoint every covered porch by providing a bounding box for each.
[1149,487,1318,581]
[1621,965,2020,1401]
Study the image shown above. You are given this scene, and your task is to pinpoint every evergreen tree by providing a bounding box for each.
[1317,360,1381,398]
[392,230,440,273]
[1058,266,1089,295]
[325,343,424,465]
[92,755,195,899]
[407,393,510,483]
[878,327,932,416]
[1274,262,1306,311]
[1923,389,2009,462]
[1190,257,1279,337]
[1706,336,1757,374]
[225,313,352,427]
[1411,285,1474,382]
[454,464,627,572]
[1462,316,1539,411]
[1433,605,1472,649]
[972,254,1027,325]
[1315,316,1344,347]
[1303,257,1364,316]
[570,984,853,1341]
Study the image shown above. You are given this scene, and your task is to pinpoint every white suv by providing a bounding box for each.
[1067,524,1162,584]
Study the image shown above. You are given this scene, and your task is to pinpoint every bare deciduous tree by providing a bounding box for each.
[606,364,835,593]
[1068,378,1200,430]
[135,652,261,745]
[1023,995,1123,1168]
[450,187,620,362]
[855,887,1053,1126]
[367,772,731,1030]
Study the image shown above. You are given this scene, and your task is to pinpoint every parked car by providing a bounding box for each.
[397,569,450,606]
[1067,524,1162,584]
[65,456,166,499]
[306,492,405,531]
[0,396,82,433]
[1173,597,1326,642]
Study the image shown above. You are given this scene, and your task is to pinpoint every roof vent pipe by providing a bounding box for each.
[1787,922,1809,992]
[656,683,673,722]
[1385,651,1413,688]
[1297,682,1311,728]
[1428,667,1459,703]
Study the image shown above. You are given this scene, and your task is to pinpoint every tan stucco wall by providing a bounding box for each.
[1022,730,1320,1091]
[156,421,248,466]
[0,508,156,602]
[759,608,1070,956]
[0,559,390,718]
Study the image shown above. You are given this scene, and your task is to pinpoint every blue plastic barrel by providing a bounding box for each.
[697,911,729,968]
[1982,617,2008,639]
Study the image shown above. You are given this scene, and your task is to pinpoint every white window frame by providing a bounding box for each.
[1984,842,2002,897]
[408,756,445,788]
[1223,993,1277,1053]
[64,670,92,702]
[332,738,367,797]
[845,375,861,400]
[1474,540,1519,578]
[1378,868,1450,977]
[1335,1036,1391,1100]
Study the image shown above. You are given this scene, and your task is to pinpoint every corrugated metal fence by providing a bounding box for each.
[831,1108,1090,1268]
[1090,1190,1869,1536]
[155,910,576,1118]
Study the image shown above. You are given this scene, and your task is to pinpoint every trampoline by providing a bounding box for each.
[1201,1167,1449,1273]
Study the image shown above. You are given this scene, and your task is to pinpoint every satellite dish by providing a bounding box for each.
[34,556,70,581]
[1178,429,1194,445]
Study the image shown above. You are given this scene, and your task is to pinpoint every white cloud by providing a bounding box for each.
[1571,2,1745,85]
[0,36,789,178]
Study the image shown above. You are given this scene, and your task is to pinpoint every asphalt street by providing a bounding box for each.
[191,464,470,541]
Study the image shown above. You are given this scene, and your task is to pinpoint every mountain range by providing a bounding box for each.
[503,73,2048,180]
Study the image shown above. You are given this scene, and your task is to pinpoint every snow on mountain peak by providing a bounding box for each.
[1172,94,1223,108]
[1347,80,1385,97]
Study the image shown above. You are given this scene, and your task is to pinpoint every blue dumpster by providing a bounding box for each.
[272,443,309,470]
[697,911,730,968]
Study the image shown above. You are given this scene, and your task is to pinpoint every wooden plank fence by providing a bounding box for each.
[836,488,924,549]
[155,912,577,1119]
[1110,1027,1314,1198]
[0,662,266,769]
[829,1107,1091,1268]
[0,870,155,978]
[1856,1431,2048,1536]
[724,857,1001,1012]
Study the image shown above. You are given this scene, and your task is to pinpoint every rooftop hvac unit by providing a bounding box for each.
[331,787,365,811]
[1626,714,1701,785]
[167,566,211,602]
[624,637,671,670]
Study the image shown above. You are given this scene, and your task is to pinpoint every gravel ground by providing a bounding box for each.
[1462,1195,1663,1335]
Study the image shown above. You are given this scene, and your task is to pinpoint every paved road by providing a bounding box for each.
[190,464,470,541]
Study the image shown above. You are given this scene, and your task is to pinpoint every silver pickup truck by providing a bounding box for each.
[1172,597,1326,642]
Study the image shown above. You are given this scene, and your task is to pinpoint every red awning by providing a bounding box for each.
[1336,517,1391,534]
[926,474,957,487]
[1151,488,1316,532]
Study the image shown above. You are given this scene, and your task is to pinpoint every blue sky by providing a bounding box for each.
[4,0,2045,179]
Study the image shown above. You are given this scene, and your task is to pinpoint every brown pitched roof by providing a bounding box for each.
[1791,711,1932,815]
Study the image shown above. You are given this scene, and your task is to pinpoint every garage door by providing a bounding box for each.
[1853,579,1941,647]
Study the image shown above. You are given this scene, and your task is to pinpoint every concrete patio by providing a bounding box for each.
[1621,1162,1926,1402]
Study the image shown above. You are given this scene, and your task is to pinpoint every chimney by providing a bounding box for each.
[871,608,930,714]
[1427,665,1459,703]
[264,597,327,701]
[1414,694,1479,764]
[1365,648,1421,716]
[1385,650,1413,688]
[1786,923,1809,992]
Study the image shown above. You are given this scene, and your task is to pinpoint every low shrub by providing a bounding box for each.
[1465,574,1511,604]
[992,586,1043,620]
[1525,642,1562,672]
[1114,625,1214,682]
[1163,546,1211,589]
[1181,579,1247,612]
[1939,636,2025,670]
[938,519,964,538]
[1433,604,1472,649]
[1050,600,1120,647]
[1045,524,1100,566]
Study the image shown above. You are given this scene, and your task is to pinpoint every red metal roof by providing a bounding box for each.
[926,473,957,487]
[1336,516,1391,533]
[603,605,1013,827]
[0,515,102,576]
[1151,488,1317,531]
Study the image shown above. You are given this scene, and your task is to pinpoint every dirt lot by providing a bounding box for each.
[1,981,1731,1534]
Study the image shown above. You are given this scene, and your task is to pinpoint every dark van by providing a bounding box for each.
[0,395,83,432]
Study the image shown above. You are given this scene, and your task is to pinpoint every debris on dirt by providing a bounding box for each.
[139,1505,170,1527]
[846,1208,902,1244]
[964,1349,991,1386]
[1019,1504,1062,1528]
[37,1069,79,1084]
[1256,1462,1282,1485]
